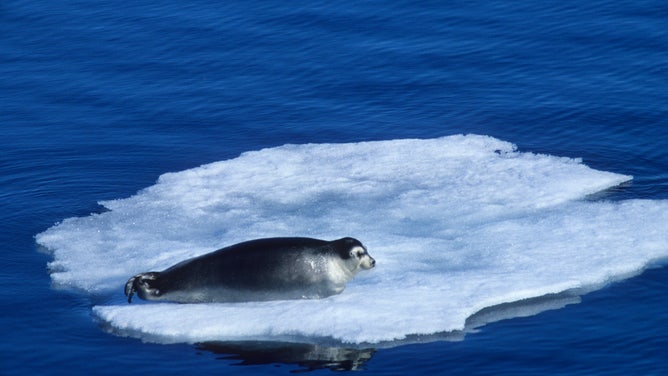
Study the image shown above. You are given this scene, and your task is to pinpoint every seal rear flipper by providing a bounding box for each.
[124,272,161,303]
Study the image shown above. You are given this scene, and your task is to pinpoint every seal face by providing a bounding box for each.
[124,237,375,303]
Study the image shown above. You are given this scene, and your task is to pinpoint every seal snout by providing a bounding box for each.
[361,255,376,270]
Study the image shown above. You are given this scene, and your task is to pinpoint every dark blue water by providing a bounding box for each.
[2,1,667,374]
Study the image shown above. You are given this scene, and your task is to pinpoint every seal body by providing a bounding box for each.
[125,237,375,303]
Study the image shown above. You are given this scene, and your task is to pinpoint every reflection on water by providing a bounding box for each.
[196,341,376,372]
[194,290,582,372]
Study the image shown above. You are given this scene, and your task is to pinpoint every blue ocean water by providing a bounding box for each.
[2,0,667,374]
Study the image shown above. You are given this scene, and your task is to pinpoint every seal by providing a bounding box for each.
[124,237,375,303]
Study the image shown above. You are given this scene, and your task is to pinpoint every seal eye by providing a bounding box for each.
[350,246,365,259]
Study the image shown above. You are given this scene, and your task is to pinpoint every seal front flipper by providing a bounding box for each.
[124,272,161,303]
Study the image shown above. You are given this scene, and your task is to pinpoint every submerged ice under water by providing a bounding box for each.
[36,135,668,344]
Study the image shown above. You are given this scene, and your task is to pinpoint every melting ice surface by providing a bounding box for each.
[37,135,668,345]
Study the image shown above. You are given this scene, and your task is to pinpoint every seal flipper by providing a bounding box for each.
[124,272,161,303]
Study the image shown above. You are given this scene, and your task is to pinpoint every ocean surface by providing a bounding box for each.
[2,0,667,374]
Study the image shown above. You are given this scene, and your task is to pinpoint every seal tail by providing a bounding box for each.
[124,272,161,303]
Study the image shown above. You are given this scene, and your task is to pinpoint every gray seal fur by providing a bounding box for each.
[124,237,375,303]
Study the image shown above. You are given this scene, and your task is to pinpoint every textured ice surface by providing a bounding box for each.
[37,135,668,344]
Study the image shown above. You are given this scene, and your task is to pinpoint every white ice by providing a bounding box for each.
[36,135,668,344]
